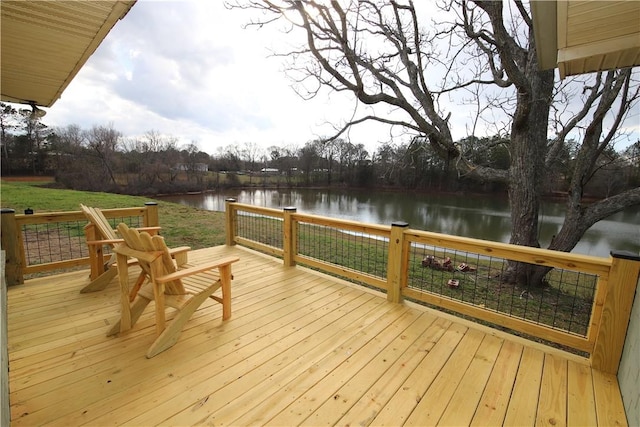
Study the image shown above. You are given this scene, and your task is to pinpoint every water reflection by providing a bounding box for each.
[159,189,639,258]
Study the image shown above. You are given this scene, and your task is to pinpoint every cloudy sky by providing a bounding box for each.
[38,1,639,156]
[42,0,395,155]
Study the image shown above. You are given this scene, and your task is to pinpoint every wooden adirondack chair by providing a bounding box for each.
[80,204,190,294]
[107,223,239,358]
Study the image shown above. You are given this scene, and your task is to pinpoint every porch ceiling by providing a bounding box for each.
[0,0,136,108]
[531,0,640,78]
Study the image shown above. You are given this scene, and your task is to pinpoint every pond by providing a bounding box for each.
[159,188,640,258]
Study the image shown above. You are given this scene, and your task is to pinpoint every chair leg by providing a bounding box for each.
[129,272,147,302]
[80,267,117,293]
[219,264,233,320]
[145,285,219,358]
[107,296,151,337]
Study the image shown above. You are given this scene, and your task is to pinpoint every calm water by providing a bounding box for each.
[159,189,640,258]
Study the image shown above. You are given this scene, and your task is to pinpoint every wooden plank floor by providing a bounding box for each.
[6,245,627,426]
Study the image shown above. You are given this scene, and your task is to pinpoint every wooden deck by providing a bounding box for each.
[6,245,627,426]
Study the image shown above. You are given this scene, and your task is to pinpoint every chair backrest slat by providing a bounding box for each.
[80,204,118,240]
[116,223,184,294]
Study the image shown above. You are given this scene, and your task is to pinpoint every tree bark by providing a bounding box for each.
[478,2,556,285]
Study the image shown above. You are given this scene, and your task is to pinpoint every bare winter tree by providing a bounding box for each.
[233,0,640,286]
[51,124,85,175]
[85,124,121,187]
[183,141,209,184]
[241,141,264,184]
[122,130,181,186]
[269,144,299,185]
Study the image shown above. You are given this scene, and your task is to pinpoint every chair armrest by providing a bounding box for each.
[156,257,239,284]
[168,246,191,254]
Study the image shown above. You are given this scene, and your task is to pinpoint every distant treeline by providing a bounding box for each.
[1,110,639,198]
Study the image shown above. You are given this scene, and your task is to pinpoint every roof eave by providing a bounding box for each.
[46,1,137,108]
[530,0,558,72]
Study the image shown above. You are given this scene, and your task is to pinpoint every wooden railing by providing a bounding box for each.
[0,203,159,285]
[1,200,637,375]
[225,199,640,374]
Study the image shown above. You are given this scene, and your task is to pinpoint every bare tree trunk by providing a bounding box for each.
[479,2,554,286]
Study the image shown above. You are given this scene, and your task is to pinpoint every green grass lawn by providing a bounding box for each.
[0,180,227,249]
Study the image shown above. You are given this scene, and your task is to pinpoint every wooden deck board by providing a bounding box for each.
[6,245,627,426]
[301,313,439,426]
[567,360,597,426]
[404,328,486,426]
[470,339,523,426]
[437,334,503,426]
[536,354,568,427]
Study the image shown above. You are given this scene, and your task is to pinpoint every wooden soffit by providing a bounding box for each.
[531,0,640,78]
[1,1,136,108]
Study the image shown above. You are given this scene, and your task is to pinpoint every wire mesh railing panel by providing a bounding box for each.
[236,212,284,250]
[22,220,88,266]
[407,243,597,337]
[21,215,144,266]
[297,222,389,281]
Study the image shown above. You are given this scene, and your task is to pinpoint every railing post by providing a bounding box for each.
[225,198,237,246]
[1,209,24,286]
[387,221,409,303]
[591,251,640,374]
[144,202,159,228]
[283,206,297,267]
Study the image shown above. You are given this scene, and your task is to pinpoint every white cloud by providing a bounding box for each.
[37,0,640,155]
[43,0,371,154]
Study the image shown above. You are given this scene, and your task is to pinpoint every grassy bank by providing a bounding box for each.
[0,180,226,249]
